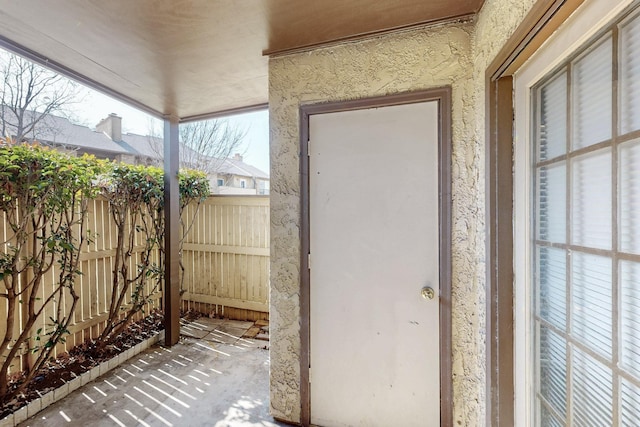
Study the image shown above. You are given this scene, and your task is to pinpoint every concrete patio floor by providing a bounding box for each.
[19,318,288,427]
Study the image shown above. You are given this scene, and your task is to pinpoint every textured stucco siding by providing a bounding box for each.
[455,0,539,425]
[268,0,538,425]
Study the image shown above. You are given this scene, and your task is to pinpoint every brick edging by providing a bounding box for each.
[1,330,165,427]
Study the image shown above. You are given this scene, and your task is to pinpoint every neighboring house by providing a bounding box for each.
[97,114,269,195]
[0,111,269,195]
[214,154,269,195]
[1,110,135,163]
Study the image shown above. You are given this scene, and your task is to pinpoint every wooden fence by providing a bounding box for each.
[1,195,269,369]
[74,197,164,344]
[181,196,270,320]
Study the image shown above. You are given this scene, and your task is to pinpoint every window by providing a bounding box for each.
[240,179,246,188]
[217,178,224,186]
[530,7,640,426]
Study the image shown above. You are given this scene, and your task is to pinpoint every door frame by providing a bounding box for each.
[299,87,453,426]
[485,1,586,425]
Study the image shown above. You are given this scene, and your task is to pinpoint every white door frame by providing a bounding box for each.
[298,87,453,426]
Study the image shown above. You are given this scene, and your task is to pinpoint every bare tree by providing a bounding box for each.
[0,52,84,142]
[179,119,247,173]
[146,118,247,173]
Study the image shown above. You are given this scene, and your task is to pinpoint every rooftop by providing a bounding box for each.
[3,110,269,179]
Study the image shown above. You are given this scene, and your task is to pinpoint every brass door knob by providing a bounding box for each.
[421,286,435,300]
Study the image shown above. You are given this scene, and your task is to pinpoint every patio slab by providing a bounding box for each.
[203,331,239,346]
[185,317,227,331]
[19,321,284,427]
[224,320,256,330]
[179,324,211,339]
[214,325,253,339]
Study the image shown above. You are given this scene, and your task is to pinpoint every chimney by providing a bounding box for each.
[234,153,243,162]
[96,113,122,141]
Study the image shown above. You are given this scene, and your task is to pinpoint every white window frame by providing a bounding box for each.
[513,0,635,425]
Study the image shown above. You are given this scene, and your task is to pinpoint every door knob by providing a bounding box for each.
[421,286,435,300]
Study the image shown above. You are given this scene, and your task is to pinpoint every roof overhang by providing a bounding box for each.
[0,0,483,120]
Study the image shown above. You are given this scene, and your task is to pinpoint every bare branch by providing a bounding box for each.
[146,118,247,174]
[0,52,85,142]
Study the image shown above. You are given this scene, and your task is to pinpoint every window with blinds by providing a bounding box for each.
[533,7,640,426]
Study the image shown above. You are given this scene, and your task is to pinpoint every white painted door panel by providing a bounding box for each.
[309,101,440,426]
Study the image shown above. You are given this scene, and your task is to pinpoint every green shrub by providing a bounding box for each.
[0,142,104,399]
[95,163,165,343]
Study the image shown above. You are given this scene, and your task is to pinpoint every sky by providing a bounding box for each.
[69,89,270,174]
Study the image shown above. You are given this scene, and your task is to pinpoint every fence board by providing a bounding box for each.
[182,244,269,258]
[181,292,268,313]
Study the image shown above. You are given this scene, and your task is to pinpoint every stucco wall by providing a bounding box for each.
[451,0,538,425]
[268,0,538,424]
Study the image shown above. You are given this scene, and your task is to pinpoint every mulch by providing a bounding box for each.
[0,310,165,419]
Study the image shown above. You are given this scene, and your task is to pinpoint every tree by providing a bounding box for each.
[179,119,247,173]
[0,52,84,143]
[147,118,247,173]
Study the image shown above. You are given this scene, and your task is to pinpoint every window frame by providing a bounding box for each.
[513,0,640,425]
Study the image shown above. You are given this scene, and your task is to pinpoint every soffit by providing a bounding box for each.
[0,0,483,120]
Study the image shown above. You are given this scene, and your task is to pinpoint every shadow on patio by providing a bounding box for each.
[19,318,286,427]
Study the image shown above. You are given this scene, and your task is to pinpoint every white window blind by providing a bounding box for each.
[620,139,640,253]
[537,163,567,244]
[571,150,611,249]
[539,72,567,161]
[537,246,566,329]
[571,348,612,426]
[621,15,640,134]
[621,260,640,378]
[571,253,612,358]
[621,378,640,425]
[538,325,567,417]
[571,37,612,149]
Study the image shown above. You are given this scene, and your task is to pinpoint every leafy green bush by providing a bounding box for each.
[179,169,210,207]
[0,142,104,399]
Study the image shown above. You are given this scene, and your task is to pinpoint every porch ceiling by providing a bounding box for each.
[0,0,483,120]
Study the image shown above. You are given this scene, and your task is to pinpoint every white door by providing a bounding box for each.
[309,100,441,426]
